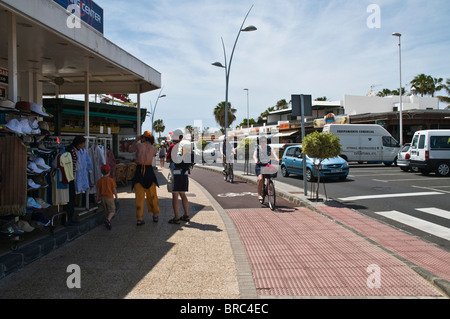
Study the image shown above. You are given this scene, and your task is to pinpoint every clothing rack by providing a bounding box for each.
[78,136,112,217]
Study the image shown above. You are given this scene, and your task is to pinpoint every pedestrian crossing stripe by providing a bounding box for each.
[373,209,450,241]
[416,208,450,221]
[338,191,442,202]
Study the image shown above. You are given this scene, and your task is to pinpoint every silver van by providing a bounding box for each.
[410,130,450,177]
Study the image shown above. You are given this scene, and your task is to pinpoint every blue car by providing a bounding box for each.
[280,145,349,182]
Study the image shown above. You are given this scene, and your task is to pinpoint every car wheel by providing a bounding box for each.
[436,162,450,177]
[281,166,289,177]
[306,168,315,182]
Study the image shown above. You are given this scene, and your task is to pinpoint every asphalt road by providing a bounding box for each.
[190,167,296,210]
[197,161,450,251]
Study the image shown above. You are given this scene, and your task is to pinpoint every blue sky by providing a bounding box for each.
[94,0,450,135]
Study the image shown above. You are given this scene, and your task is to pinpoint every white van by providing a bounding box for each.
[323,124,401,165]
[409,130,450,177]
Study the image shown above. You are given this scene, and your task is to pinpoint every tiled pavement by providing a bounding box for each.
[0,165,448,299]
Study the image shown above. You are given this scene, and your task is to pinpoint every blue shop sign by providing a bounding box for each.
[53,0,104,34]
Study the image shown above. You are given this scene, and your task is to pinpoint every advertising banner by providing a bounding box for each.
[53,0,104,34]
[314,114,350,128]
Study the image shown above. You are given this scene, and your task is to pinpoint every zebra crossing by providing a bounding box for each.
[373,207,450,241]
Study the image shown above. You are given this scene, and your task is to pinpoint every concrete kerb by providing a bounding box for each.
[190,178,258,299]
[194,164,450,298]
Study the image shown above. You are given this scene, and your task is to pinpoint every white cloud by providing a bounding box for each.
[95,0,450,135]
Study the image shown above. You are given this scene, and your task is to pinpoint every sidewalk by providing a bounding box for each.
[0,164,449,299]
[0,166,242,298]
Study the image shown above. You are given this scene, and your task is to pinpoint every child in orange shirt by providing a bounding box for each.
[96,164,118,230]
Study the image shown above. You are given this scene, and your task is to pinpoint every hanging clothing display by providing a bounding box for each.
[51,150,72,206]
[89,144,106,194]
[75,148,93,194]
[106,149,116,180]
[0,136,27,216]
[59,152,74,184]
[51,169,69,206]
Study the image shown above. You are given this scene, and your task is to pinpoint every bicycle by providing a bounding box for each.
[259,170,277,211]
[223,162,234,183]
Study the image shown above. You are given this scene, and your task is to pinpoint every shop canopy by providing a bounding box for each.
[0,0,161,96]
[0,0,161,135]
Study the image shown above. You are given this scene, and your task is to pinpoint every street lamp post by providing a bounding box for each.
[212,5,257,160]
[244,88,249,133]
[147,89,166,135]
[392,32,403,145]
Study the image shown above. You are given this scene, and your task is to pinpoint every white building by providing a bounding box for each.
[344,94,439,115]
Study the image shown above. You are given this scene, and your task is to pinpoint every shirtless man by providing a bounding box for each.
[128,131,160,225]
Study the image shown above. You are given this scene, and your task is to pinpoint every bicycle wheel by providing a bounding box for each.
[259,177,266,204]
[267,179,276,211]
[223,165,228,181]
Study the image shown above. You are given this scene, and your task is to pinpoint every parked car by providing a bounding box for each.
[410,129,450,177]
[280,145,350,182]
[192,141,217,163]
[397,144,419,172]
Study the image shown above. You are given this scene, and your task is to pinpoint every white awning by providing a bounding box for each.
[0,0,161,95]
[273,131,298,138]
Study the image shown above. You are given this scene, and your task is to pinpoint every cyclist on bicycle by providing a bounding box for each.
[221,138,236,180]
[253,135,279,201]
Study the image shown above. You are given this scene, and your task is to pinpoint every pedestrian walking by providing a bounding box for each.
[166,129,190,224]
[159,144,167,168]
[128,131,160,225]
[95,164,118,230]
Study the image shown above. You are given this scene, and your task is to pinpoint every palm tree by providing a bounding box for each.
[153,119,165,143]
[275,99,289,110]
[377,89,392,97]
[437,78,450,105]
[185,125,194,141]
[257,106,275,124]
[410,74,433,97]
[238,118,257,128]
[213,101,237,131]
[430,77,445,97]
[391,87,406,96]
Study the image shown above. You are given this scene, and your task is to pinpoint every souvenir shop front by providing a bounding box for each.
[0,0,161,254]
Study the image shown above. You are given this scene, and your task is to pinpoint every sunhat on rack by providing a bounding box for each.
[30,103,50,117]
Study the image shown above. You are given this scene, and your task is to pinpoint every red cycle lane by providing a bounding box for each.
[190,167,296,210]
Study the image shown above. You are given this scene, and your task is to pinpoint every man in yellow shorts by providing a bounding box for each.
[128,131,160,225]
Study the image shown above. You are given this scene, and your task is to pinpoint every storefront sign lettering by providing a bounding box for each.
[54,0,104,34]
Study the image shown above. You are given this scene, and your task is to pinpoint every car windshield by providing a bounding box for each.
[400,144,410,152]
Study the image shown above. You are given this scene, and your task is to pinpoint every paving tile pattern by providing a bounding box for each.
[227,207,444,297]
[317,206,450,283]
